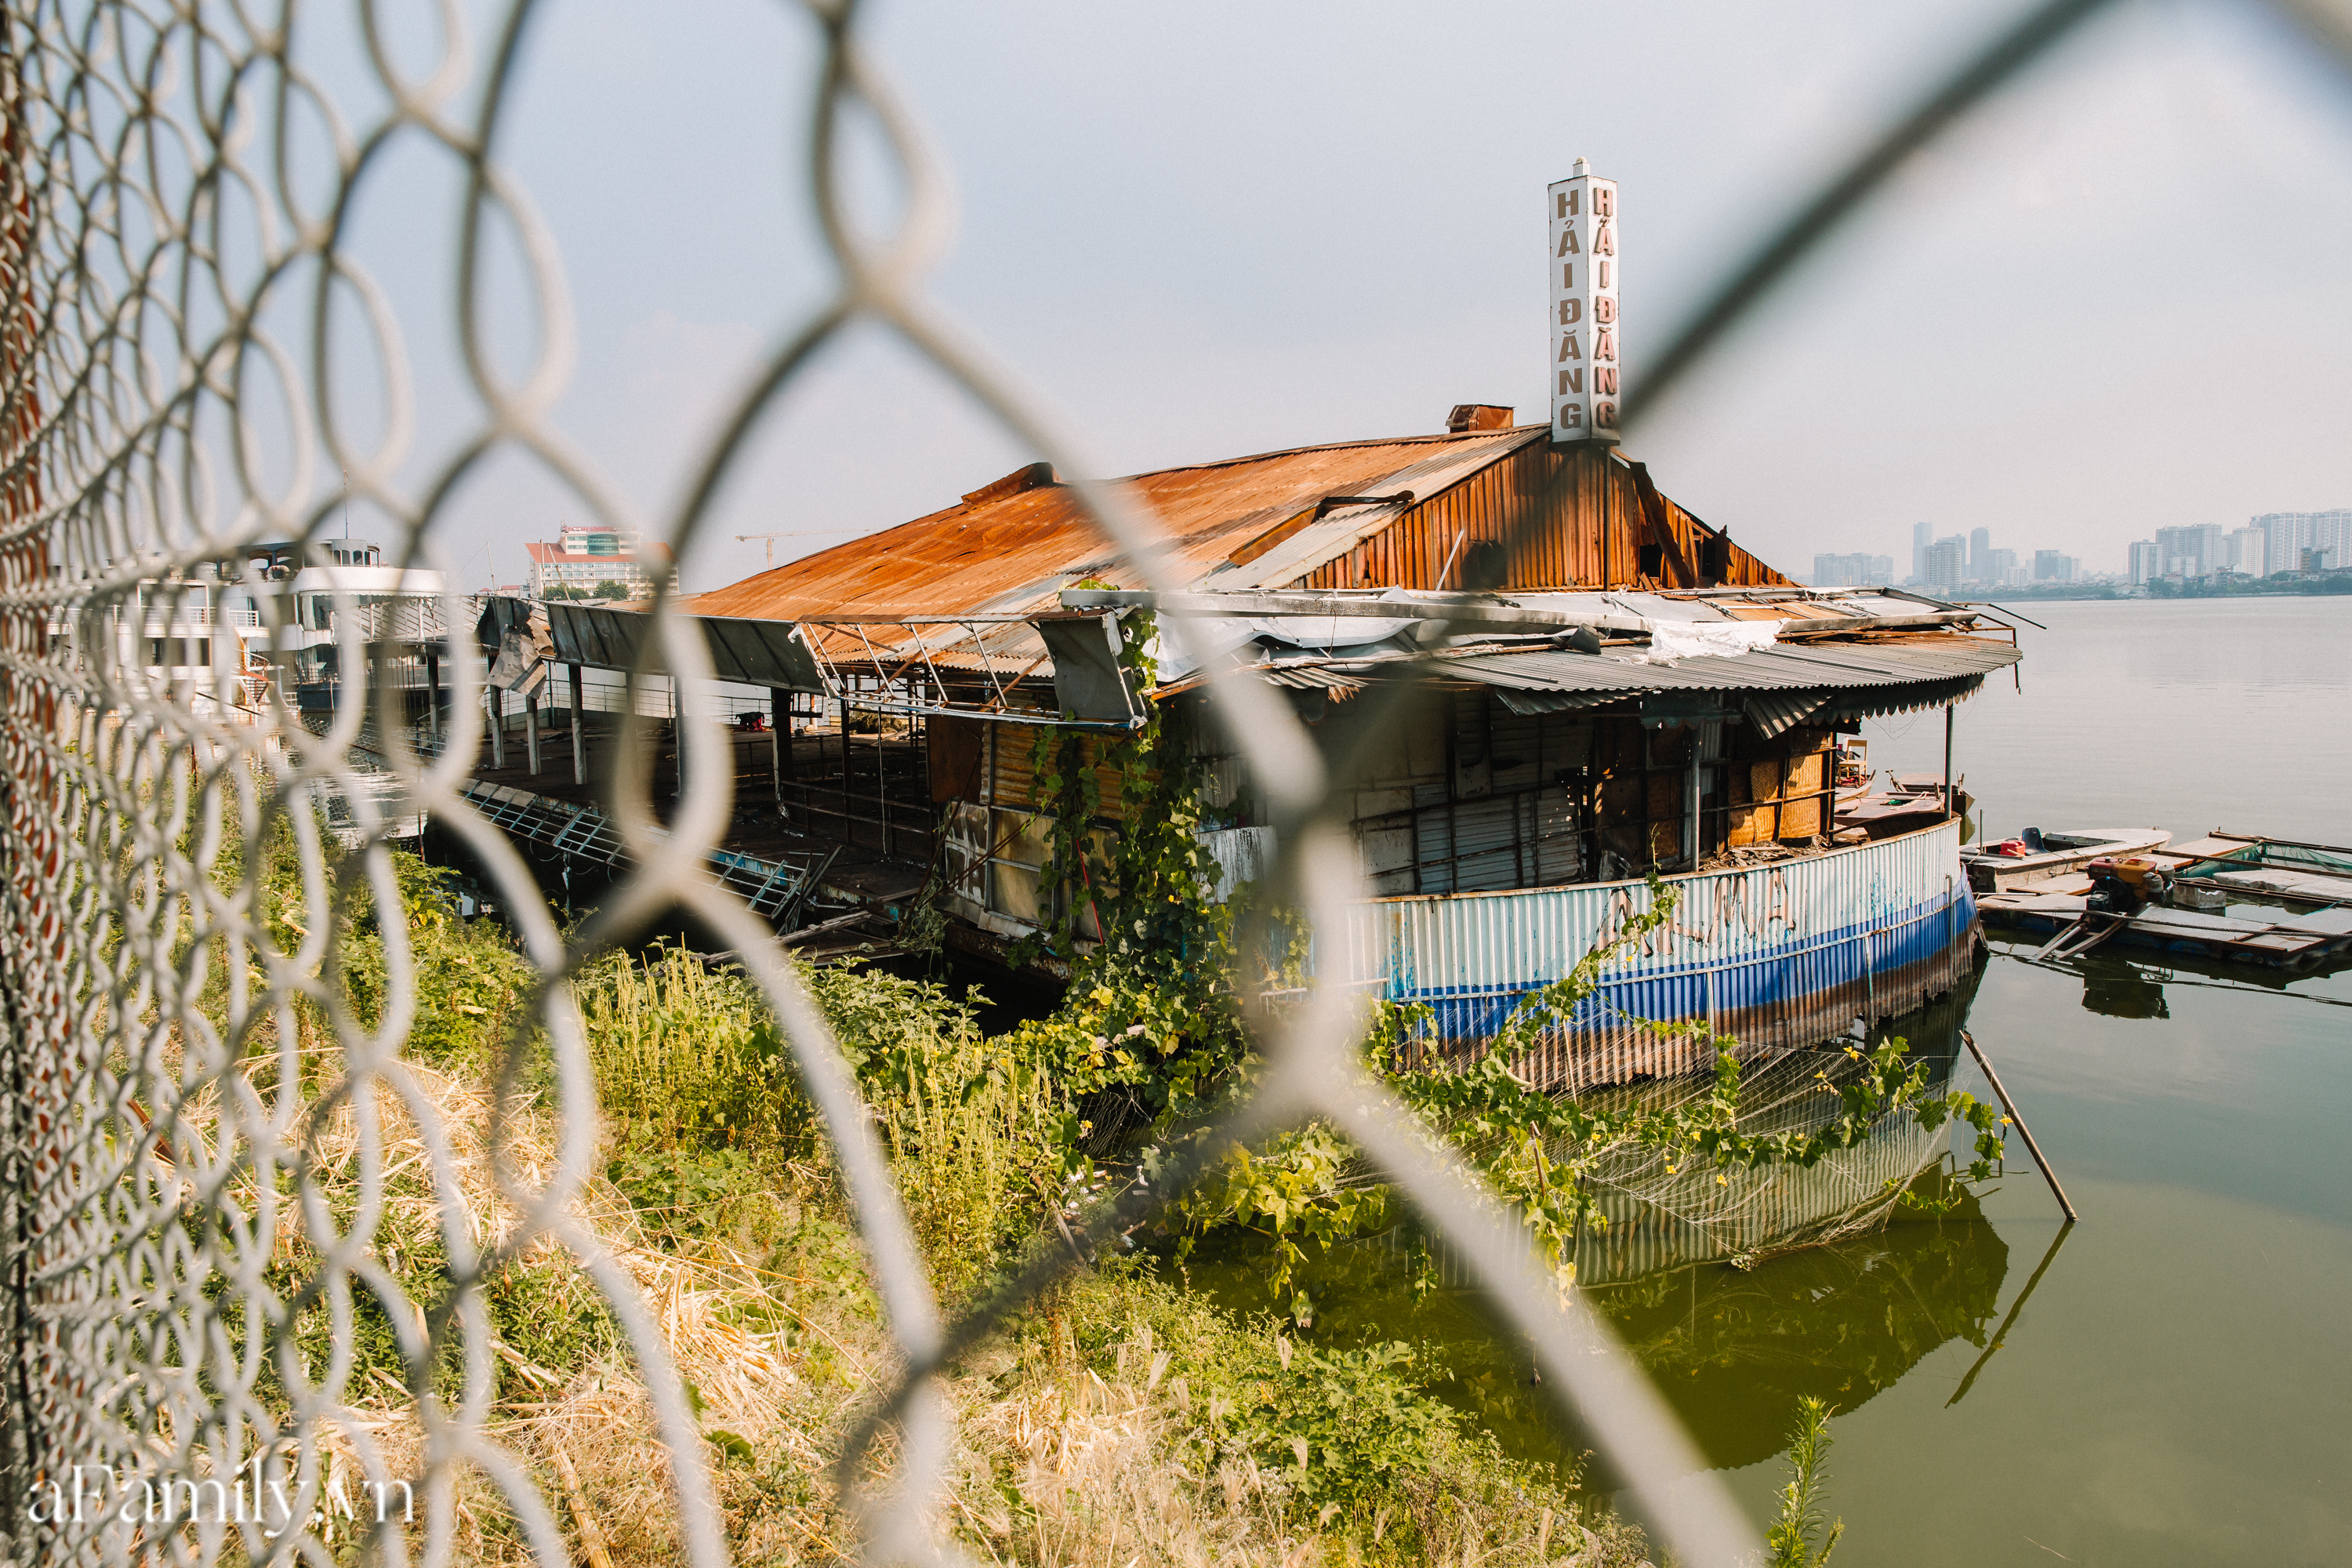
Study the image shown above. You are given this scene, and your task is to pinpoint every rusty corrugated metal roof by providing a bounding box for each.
[680,425,1544,623]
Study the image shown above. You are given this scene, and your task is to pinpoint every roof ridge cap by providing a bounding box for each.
[1111,423,1547,485]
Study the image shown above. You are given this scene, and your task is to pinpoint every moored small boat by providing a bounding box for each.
[1976,827,2352,971]
[1962,826,2171,895]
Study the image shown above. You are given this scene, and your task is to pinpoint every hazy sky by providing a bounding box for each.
[339,0,2352,591]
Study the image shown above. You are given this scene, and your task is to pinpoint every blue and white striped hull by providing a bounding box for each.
[1344,818,1978,1090]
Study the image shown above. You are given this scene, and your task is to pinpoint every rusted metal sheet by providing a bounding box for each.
[1342,818,1976,1088]
[1290,440,1788,594]
[681,427,1531,624]
[679,424,1793,637]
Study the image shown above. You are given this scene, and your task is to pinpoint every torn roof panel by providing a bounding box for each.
[677,426,1541,625]
[1192,430,1552,590]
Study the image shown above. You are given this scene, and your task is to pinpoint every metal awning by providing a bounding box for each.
[537,600,1149,729]
[1425,637,2022,736]
[543,601,827,692]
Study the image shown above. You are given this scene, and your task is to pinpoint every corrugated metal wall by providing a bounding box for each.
[1342,819,1975,1089]
[1290,442,1789,592]
[985,721,1131,822]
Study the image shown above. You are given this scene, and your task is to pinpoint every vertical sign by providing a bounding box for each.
[1548,159,1619,445]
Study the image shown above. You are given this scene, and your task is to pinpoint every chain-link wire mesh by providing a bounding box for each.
[4,1,2349,1565]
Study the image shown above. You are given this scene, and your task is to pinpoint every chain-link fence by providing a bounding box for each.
[4,2,2349,1565]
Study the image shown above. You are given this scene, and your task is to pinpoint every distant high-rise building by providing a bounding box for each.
[1983,547,2019,586]
[526,523,679,600]
[2128,540,2160,585]
[1925,538,1967,591]
[2033,550,2078,583]
[2154,523,2224,579]
[2314,513,2352,572]
[2255,514,2303,575]
[1810,552,1895,587]
[1911,521,1935,586]
[2226,526,2265,573]
[1969,527,1991,579]
[2248,512,2349,575]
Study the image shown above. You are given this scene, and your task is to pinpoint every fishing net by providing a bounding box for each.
[1565,1030,1961,1283]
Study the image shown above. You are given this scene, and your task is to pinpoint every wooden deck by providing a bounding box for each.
[463,710,930,912]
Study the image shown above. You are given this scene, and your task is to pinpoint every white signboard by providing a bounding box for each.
[1548,161,1619,445]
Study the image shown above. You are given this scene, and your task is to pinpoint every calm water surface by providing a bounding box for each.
[1704,596,2352,1564]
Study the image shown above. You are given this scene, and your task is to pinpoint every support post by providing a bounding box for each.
[838,691,852,846]
[1684,731,1700,871]
[670,677,684,804]
[569,662,586,786]
[426,650,441,741]
[771,687,790,804]
[1862,927,1875,1022]
[524,688,540,775]
[1942,702,1955,819]
[1961,1029,2078,1221]
[1945,873,1957,995]
[877,712,892,858]
[489,684,505,768]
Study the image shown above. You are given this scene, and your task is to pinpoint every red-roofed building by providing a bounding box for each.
[527,524,677,601]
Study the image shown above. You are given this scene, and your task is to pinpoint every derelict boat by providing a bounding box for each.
[1974,829,2352,971]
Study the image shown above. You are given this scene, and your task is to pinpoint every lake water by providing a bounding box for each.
[1697,596,2352,1564]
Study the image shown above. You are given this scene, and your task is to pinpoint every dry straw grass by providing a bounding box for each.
[160,874,1648,1568]
[260,1056,1647,1566]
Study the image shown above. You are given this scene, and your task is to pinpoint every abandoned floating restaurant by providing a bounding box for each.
[539,407,2021,1084]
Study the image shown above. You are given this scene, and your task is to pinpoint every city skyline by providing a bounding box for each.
[1810,504,2347,588]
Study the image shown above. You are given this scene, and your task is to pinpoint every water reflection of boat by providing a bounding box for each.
[1180,982,2016,1475]
[1993,929,2352,1018]
[1567,1047,1951,1287]
[1563,983,1981,1285]
[1189,1161,2013,1479]
[2079,967,2169,1019]
[1588,1183,2009,1471]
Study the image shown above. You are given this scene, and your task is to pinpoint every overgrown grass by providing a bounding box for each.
[581,945,808,1160]
[578,943,1074,1301]
[186,834,1657,1564]
[554,938,1652,1564]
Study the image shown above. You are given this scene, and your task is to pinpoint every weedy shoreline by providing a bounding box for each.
[205,840,1649,1566]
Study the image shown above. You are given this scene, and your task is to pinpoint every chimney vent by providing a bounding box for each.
[960,460,1058,506]
[1445,405,1515,434]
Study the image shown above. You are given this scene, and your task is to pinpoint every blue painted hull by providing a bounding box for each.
[1342,819,1978,1088]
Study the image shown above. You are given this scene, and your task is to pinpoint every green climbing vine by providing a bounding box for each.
[999,608,1256,1125]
